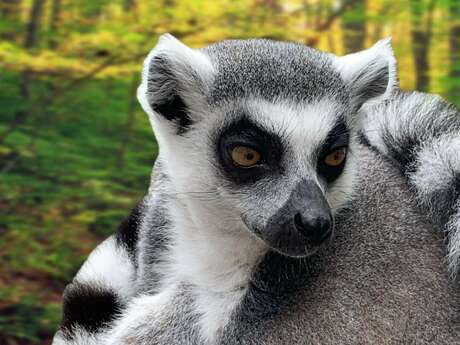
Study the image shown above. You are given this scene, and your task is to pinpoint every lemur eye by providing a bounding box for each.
[230,146,261,167]
[323,147,347,167]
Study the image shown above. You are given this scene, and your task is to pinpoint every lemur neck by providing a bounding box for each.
[170,201,267,292]
[164,196,267,343]
[150,158,268,292]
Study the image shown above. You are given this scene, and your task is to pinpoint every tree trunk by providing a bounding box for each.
[449,0,460,100]
[123,0,136,11]
[342,0,366,53]
[21,0,46,98]
[0,0,46,146]
[48,0,61,48]
[0,0,22,41]
[410,0,435,92]
[24,0,45,49]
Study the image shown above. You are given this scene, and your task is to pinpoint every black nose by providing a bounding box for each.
[293,212,332,245]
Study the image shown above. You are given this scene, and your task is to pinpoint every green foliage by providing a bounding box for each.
[0,289,61,342]
[0,69,155,343]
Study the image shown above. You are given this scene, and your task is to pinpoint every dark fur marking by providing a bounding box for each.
[352,63,389,108]
[357,130,403,171]
[427,174,460,226]
[154,94,191,134]
[137,165,174,294]
[225,251,324,342]
[455,174,460,199]
[216,115,285,185]
[147,56,192,134]
[357,131,372,148]
[115,201,143,261]
[361,126,420,178]
[60,283,122,338]
[317,119,349,183]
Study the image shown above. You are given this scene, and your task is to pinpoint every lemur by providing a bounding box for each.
[53,35,460,345]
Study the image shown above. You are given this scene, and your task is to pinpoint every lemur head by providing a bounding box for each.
[138,34,397,258]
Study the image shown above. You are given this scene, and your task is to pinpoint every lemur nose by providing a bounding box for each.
[293,212,332,245]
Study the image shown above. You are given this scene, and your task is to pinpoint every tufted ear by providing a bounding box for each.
[137,34,215,134]
[334,38,398,109]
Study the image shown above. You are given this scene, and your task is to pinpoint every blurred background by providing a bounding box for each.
[0,0,459,343]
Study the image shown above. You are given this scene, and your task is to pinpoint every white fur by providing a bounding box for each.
[410,134,460,276]
[410,134,460,202]
[246,98,357,212]
[135,83,362,343]
[137,33,215,140]
[362,91,460,277]
[103,290,177,344]
[334,37,398,104]
[76,236,136,302]
[360,92,445,156]
[147,96,359,341]
[160,169,267,342]
[52,327,101,345]
[56,35,395,344]
[447,200,460,278]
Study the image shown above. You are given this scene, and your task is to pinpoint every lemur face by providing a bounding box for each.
[213,101,351,257]
[138,34,396,257]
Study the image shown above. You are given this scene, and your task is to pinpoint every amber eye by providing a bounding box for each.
[230,146,261,167]
[323,147,347,167]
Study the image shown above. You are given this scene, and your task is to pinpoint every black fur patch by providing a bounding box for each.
[357,131,372,148]
[227,250,324,340]
[427,173,460,226]
[115,201,143,261]
[455,174,460,198]
[358,128,419,178]
[216,115,285,185]
[352,63,389,108]
[317,119,349,183]
[382,133,420,177]
[60,283,122,337]
[147,56,192,134]
[155,94,191,134]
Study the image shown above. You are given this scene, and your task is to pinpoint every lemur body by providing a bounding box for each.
[53,36,460,344]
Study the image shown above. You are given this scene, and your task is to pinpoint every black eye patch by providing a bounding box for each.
[216,116,284,185]
[317,120,350,183]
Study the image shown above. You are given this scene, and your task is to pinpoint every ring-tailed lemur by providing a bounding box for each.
[53,35,460,345]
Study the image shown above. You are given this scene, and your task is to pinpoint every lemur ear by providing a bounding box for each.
[137,33,215,134]
[334,38,398,109]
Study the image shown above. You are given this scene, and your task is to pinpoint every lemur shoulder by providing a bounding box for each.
[53,35,460,345]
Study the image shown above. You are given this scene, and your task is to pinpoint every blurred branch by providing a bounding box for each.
[316,0,358,31]
[0,56,112,146]
[299,0,358,46]
[410,0,435,91]
[0,52,147,147]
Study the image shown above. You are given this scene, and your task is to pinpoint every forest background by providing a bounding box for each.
[1,0,459,344]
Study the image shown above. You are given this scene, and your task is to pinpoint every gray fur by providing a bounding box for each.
[136,160,172,294]
[53,37,460,345]
[221,145,460,344]
[203,39,348,105]
[361,91,460,276]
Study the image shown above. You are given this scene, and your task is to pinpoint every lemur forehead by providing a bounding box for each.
[202,39,349,106]
[242,98,349,151]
